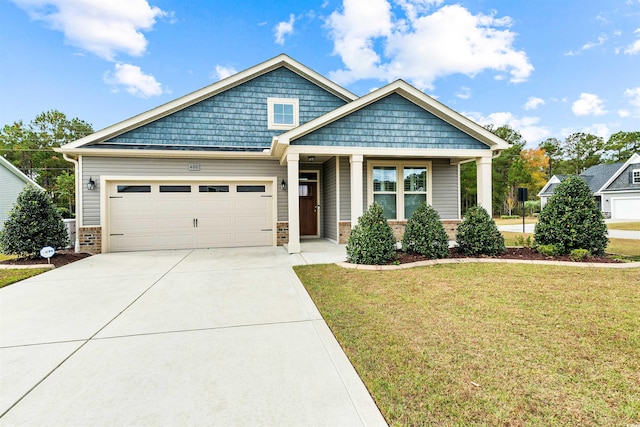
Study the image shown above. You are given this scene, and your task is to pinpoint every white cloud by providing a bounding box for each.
[582,34,607,50]
[211,65,238,81]
[455,86,471,99]
[624,87,640,107]
[583,123,610,140]
[524,96,545,110]
[104,63,164,98]
[274,14,295,45]
[12,0,169,61]
[618,109,631,118]
[572,93,607,116]
[464,111,551,145]
[326,1,533,90]
[624,28,640,54]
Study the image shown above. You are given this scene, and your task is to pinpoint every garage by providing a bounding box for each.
[611,197,640,220]
[107,181,275,252]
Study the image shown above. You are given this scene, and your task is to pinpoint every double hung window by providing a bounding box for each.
[371,163,430,220]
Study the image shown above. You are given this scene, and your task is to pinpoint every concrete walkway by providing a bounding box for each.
[0,244,386,426]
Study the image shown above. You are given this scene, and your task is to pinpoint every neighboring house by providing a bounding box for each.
[538,152,640,220]
[57,54,509,254]
[0,156,44,229]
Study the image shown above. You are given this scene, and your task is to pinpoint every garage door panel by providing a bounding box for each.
[612,197,640,220]
[108,181,274,252]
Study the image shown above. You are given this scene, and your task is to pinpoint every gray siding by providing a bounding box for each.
[432,159,459,219]
[0,167,28,228]
[293,93,488,150]
[102,68,347,150]
[339,156,351,221]
[81,156,288,226]
[603,163,640,191]
[322,157,337,241]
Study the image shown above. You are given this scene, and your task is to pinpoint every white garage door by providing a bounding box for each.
[611,197,640,220]
[108,181,274,252]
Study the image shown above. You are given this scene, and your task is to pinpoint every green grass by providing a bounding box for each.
[0,268,49,288]
[607,222,640,231]
[295,264,640,426]
[493,217,538,225]
[0,254,17,262]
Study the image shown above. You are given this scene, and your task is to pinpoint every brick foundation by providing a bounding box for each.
[276,222,289,246]
[79,226,102,254]
[337,219,459,244]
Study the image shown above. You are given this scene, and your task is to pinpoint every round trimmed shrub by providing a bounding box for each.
[456,205,505,256]
[346,202,396,265]
[401,202,449,259]
[0,185,69,258]
[534,175,608,255]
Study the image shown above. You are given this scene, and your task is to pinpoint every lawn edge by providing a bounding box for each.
[337,258,640,270]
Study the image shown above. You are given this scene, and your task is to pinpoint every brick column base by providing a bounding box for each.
[276,222,289,246]
[79,226,102,254]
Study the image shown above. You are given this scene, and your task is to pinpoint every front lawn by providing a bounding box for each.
[0,268,49,288]
[295,263,640,426]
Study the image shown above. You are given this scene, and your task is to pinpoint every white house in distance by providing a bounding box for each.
[538,153,640,220]
[0,156,44,229]
[57,54,509,254]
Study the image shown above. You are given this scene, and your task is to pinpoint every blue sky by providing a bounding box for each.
[1,0,639,147]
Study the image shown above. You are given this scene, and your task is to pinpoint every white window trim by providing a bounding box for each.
[367,160,432,220]
[267,97,299,130]
[633,169,640,184]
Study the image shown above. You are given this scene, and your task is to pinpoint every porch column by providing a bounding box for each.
[350,154,364,225]
[287,153,301,253]
[476,156,492,216]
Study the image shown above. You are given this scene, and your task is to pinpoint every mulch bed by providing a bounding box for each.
[395,247,621,264]
[0,250,92,267]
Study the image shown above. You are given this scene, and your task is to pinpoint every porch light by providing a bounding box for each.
[87,177,96,191]
[308,156,315,162]
[281,179,287,190]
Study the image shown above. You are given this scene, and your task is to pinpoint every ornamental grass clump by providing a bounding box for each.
[456,205,505,256]
[346,202,396,265]
[401,202,449,259]
[534,175,608,255]
[0,185,68,259]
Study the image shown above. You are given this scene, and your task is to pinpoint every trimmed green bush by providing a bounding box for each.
[456,206,505,256]
[347,202,396,265]
[401,202,449,259]
[537,244,561,257]
[0,185,69,258]
[534,175,608,255]
[570,248,591,261]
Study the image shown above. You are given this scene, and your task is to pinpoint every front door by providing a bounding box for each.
[299,181,318,236]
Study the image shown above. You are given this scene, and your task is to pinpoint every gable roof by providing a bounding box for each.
[0,156,43,189]
[58,54,357,153]
[581,162,625,193]
[598,152,640,193]
[274,79,510,157]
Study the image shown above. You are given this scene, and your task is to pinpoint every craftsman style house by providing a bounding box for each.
[57,55,508,253]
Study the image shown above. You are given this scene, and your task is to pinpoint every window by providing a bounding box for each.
[633,169,640,184]
[370,162,431,220]
[199,185,229,193]
[237,185,265,193]
[267,98,299,130]
[117,185,151,193]
[159,185,191,193]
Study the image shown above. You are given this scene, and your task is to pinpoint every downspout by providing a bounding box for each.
[62,153,80,252]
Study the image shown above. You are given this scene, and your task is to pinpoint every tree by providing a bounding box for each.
[534,176,608,255]
[604,131,640,163]
[402,202,449,259]
[562,132,604,174]
[490,125,528,216]
[0,185,69,258]
[53,170,76,218]
[346,202,396,265]
[456,205,505,256]
[538,137,563,179]
[0,110,93,189]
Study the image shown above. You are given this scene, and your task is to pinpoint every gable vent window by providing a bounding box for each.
[267,98,299,130]
[633,169,640,184]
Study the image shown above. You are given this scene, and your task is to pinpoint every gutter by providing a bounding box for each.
[62,154,80,252]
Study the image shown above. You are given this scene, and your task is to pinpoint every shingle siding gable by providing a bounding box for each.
[603,163,640,191]
[102,67,347,149]
[292,93,488,149]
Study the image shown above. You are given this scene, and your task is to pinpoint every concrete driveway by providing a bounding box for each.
[0,245,387,426]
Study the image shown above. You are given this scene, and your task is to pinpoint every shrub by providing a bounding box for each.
[514,234,533,248]
[534,175,608,255]
[401,202,449,259]
[0,185,69,259]
[537,244,561,257]
[456,205,505,256]
[570,248,591,261]
[346,202,396,265]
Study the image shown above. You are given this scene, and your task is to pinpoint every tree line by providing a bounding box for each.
[2,110,639,219]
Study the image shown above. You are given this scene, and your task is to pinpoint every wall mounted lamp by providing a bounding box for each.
[307,156,315,162]
[87,177,96,191]
[280,179,287,191]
